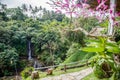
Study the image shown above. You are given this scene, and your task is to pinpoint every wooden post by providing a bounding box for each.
[86,60,88,66]
[47,68,53,75]
[108,0,116,36]
[64,65,67,72]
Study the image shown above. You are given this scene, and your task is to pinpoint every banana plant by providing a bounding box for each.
[82,37,120,79]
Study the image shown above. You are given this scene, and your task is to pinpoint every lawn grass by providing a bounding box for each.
[24,66,88,80]
[52,66,88,76]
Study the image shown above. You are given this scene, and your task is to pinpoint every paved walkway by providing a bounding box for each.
[41,68,93,80]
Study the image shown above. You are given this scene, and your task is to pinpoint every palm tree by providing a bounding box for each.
[21,4,28,12]
[0,3,7,12]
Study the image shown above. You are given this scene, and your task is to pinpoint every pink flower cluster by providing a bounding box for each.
[47,0,120,26]
[47,0,90,17]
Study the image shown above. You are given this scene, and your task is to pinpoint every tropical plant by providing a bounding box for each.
[82,37,120,79]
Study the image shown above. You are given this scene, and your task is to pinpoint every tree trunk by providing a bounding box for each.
[108,0,116,36]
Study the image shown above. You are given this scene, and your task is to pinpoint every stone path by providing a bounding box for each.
[41,68,93,80]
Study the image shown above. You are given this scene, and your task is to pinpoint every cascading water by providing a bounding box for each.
[27,38,42,68]
[34,61,37,68]
[33,59,42,68]
[28,40,32,60]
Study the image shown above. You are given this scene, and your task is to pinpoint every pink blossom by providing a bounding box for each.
[71,4,75,8]
[114,21,119,26]
[96,0,108,10]
[117,12,120,16]
[82,3,90,8]
[97,0,101,4]
[76,3,81,8]
[110,9,113,14]
[111,16,115,21]
[103,5,108,10]
[65,0,69,3]
[47,0,111,20]
[84,0,88,3]
[62,4,69,8]
[56,2,61,4]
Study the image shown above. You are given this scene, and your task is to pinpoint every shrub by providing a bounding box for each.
[21,67,34,79]
[0,49,19,76]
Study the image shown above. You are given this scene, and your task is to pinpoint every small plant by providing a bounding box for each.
[21,67,34,79]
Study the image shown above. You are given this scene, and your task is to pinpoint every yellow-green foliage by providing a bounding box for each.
[64,43,95,64]
[64,50,87,63]
[21,67,34,79]
[64,50,95,64]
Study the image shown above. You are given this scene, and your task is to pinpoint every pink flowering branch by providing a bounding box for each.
[47,0,90,17]
[48,0,119,36]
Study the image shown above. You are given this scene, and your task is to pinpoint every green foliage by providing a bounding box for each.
[6,8,27,20]
[65,31,85,46]
[4,70,13,76]
[41,10,65,21]
[82,72,111,80]
[39,51,53,65]
[0,12,8,21]
[82,37,120,79]
[99,19,109,28]
[111,17,120,42]
[63,43,95,63]
[64,50,95,64]
[82,37,120,54]
[21,67,34,79]
[78,17,98,32]
[0,25,13,44]
[0,48,19,76]
[64,50,86,63]
[66,43,81,58]
[0,2,99,78]
[94,64,106,79]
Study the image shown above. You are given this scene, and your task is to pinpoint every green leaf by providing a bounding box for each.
[85,39,101,43]
[105,42,120,53]
[82,47,104,52]
[97,58,106,65]
[106,46,120,53]
[106,42,118,47]
[106,43,120,53]
[87,42,102,47]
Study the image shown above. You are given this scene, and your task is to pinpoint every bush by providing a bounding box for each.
[21,67,34,79]
[0,49,19,76]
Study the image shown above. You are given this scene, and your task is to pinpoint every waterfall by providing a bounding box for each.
[28,40,32,60]
[33,59,42,68]
[34,61,37,68]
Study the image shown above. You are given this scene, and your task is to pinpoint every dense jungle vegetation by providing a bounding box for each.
[0,0,120,80]
[0,2,98,77]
